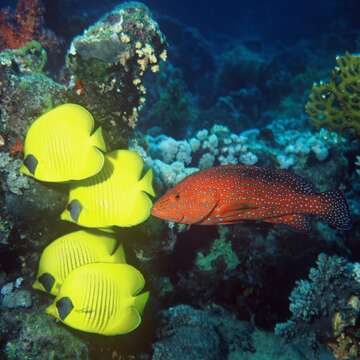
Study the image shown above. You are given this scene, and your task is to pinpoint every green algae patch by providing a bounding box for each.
[196,226,240,272]
[0,41,47,73]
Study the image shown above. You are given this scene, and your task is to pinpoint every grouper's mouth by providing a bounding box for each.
[150,206,184,223]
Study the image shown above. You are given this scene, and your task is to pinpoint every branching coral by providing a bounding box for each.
[0,0,44,50]
[275,253,360,360]
[306,53,360,137]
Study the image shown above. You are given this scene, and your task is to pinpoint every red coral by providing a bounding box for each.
[0,0,45,50]
[9,138,24,156]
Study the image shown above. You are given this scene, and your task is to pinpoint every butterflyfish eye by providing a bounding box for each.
[56,297,74,321]
[38,273,55,292]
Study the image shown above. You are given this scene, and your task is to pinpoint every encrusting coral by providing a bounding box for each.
[66,1,167,148]
[306,53,360,137]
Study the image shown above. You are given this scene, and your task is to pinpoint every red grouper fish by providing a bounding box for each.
[151,164,351,232]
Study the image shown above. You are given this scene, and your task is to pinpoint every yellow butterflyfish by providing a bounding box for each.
[61,150,155,227]
[21,103,106,182]
[33,229,126,296]
[46,263,149,336]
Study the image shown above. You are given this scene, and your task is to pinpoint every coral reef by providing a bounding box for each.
[215,44,266,96]
[153,304,221,360]
[276,254,360,359]
[66,1,167,148]
[0,40,68,243]
[0,0,358,358]
[1,306,89,359]
[132,117,346,191]
[153,304,329,360]
[356,155,360,176]
[0,0,59,55]
[195,226,240,273]
[157,16,214,93]
[306,53,360,137]
[0,152,29,195]
[0,0,45,50]
[141,65,197,135]
[0,40,66,140]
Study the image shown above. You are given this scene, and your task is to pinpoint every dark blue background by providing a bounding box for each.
[1,0,359,42]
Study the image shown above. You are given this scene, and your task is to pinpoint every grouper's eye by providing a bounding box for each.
[174,193,180,200]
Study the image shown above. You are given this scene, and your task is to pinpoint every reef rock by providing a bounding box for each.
[66,1,167,148]
[153,304,325,360]
[0,308,89,359]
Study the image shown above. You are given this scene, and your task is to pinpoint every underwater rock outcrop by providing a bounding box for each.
[0,40,68,241]
[153,305,222,360]
[0,41,66,139]
[0,42,68,266]
[66,1,167,148]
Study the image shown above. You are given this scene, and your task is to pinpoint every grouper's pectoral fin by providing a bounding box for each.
[216,201,259,223]
[265,214,312,232]
[192,200,218,225]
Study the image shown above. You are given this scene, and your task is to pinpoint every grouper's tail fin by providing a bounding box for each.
[319,190,351,230]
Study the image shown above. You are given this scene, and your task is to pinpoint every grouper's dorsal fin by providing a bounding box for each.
[239,166,315,194]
